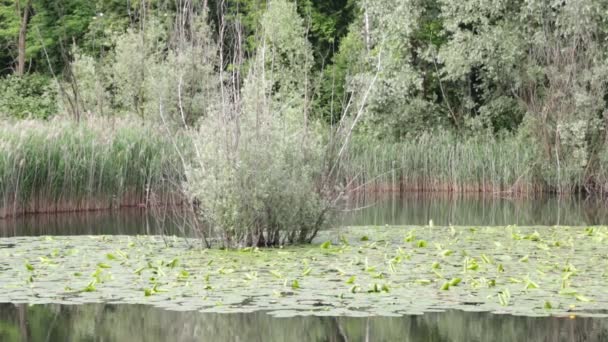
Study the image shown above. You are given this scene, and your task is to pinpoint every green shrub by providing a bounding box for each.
[0,74,57,119]
[184,0,333,247]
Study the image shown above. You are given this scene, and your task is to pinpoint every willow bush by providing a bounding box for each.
[184,0,335,247]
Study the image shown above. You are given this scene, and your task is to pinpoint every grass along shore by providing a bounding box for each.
[1,120,607,218]
[345,134,608,195]
[0,119,186,218]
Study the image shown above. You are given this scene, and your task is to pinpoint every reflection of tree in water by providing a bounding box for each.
[0,304,607,341]
[343,194,608,227]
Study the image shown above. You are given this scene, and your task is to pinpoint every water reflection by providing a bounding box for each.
[0,194,607,237]
[0,209,189,237]
[342,193,608,227]
[0,303,605,342]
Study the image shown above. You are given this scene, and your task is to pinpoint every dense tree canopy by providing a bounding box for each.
[1,0,607,150]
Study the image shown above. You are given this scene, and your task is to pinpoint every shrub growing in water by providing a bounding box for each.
[184,0,334,247]
[185,108,331,247]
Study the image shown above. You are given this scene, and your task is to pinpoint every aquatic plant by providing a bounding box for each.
[0,226,606,318]
[0,118,186,217]
[344,133,548,194]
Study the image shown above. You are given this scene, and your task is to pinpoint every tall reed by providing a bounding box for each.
[0,118,186,217]
[343,133,547,194]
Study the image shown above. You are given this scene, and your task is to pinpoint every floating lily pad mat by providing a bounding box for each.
[1,226,607,318]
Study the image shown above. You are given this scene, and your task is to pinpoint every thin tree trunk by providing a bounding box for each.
[16,0,33,76]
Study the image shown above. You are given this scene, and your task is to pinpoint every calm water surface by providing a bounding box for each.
[1,194,606,237]
[1,194,608,341]
[0,303,606,342]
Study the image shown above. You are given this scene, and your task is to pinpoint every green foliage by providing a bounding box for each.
[344,132,540,193]
[185,0,332,247]
[0,118,186,217]
[296,0,356,66]
[0,74,56,119]
[66,13,218,124]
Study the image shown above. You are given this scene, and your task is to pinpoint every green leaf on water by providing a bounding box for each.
[525,278,539,290]
[106,253,117,261]
[97,263,111,269]
[404,231,416,243]
[416,240,428,248]
[218,268,235,275]
[371,272,384,279]
[498,289,511,307]
[519,255,529,263]
[449,278,462,286]
[467,261,479,271]
[339,235,349,246]
[244,272,257,281]
[302,267,312,276]
[368,283,381,293]
[320,241,332,249]
[415,279,432,285]
[497,264,505,272]
[270,270,283,279]
[440,282,450,291]
[84,280,97,292]
[167,258,179,269]
[25,263,34,272]
[575,295,592,302]
[525,231,541,241]
[346,276,356,284]
[544,301,553,309]
[360,236,370,242]
[364,265,376,273]
[291,279,300,290]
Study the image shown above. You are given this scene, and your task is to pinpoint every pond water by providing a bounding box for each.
[0,303,606,342]
[1,194,607,341]
[1,194,606,237]
[342,193,608,227]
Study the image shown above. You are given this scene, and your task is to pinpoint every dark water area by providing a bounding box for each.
[0,303,606,342]
[1,195,608,342]
[1,194,606,238]
[342,193,608,227]
[0,208,188,237]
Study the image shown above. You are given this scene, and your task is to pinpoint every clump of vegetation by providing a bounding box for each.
[0,74,57,119]
[185,0,336,247]
[0,118,186,217]
[1,226,606,318]
[344,133,541,193]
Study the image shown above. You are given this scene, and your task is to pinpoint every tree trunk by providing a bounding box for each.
[16,0,33,76]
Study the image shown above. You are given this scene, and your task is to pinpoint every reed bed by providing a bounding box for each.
[2,121,605,220]
[343,133,547,195]
[0,118,187,217]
